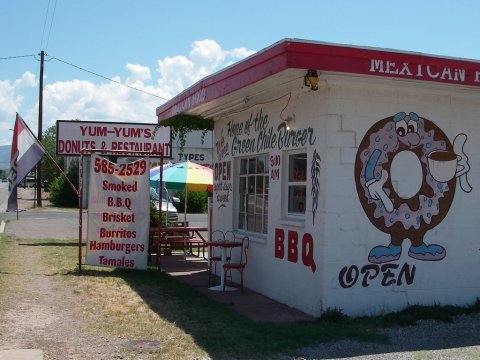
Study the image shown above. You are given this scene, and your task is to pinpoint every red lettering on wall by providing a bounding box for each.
[287,231,298,262]
[301,233,316,273]
[275,228,285,259]
[274,228,316,273]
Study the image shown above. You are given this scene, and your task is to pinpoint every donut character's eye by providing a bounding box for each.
[407,120,418,133]
[395,120,408,137]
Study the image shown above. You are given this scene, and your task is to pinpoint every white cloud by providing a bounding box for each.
[0,72,37,117]
[224,47,256,65]
[156,55,195,98]
[126,63,151,84]
[189,39,225,74]
[0,81,20,117]
[42,78,161,129]
[225,47,255,59]
[0,74,38,145]
[155,39,255,97]
[13,72,37,88]
[0,39,255,145]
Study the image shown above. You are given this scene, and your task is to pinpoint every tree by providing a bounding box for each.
[41,125,64,191]
[49,159,79,207]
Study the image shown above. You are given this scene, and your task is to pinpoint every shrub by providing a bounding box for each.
[175,191,208,213]
[319,307,350,323]
[149,201,169,227]
[49,160,79,207]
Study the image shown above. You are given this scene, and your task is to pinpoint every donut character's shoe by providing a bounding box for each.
[368,243,402,264]
[408,243,446,261]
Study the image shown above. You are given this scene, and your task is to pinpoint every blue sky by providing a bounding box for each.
[1,0,480,146]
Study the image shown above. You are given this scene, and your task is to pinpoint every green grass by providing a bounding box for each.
[70,267,386,358]
[1,233,480,359]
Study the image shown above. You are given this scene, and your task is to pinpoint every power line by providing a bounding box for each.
[0,54,40,119]
[45,0,58,51]
[0,53,170,101]
[0,54,36,60]
[39,0,51,50]
[50,56,170,100]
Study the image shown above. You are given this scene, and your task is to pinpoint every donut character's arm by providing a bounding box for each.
[364,149,394,212]
[453,133,472,193]
[365,149,381,183]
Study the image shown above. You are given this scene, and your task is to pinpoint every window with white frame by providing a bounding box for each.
[238,155,269,233]
[287,152,307,215]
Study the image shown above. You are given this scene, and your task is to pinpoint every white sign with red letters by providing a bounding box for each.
[56,120,171,157]
[86,154,150,269]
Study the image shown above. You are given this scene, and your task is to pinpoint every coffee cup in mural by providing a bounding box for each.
[427,150,458,182]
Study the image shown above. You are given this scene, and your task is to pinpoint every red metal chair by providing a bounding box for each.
[208,230,230,286]
[223,235,249,292]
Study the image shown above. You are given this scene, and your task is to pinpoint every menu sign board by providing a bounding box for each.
[86,154,150,269]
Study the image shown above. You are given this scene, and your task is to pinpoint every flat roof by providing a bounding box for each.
[156,38,480,121]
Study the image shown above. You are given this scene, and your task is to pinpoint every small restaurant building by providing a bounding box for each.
[156,39,480,317]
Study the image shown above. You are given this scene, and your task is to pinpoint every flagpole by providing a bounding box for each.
[36,50,45,207]
[8,127,19,220]
[39,142,79,197]
[78,153,84,272]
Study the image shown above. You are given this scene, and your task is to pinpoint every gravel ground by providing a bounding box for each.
[291,313,480,359]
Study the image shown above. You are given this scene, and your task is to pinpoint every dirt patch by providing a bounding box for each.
[0,241,127,360]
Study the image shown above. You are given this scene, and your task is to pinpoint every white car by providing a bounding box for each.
[149,187,179,222]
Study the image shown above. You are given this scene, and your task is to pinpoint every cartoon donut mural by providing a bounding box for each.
[355,112,472,264]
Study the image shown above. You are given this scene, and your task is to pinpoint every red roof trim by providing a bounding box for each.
[156,39,480,121]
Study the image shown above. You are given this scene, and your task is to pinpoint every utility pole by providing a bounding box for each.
[37,50,45,207]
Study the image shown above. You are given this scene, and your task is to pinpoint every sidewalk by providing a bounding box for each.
[158,253,314,322]
[0,349,43,360]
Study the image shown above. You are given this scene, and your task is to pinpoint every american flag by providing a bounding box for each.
[7,113,46,211]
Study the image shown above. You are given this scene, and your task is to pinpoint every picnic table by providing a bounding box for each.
[149,226,208,268]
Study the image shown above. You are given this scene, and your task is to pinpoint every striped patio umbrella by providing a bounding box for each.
[149,163,174,188]
[150,161,213,222]
[150,161,213,192]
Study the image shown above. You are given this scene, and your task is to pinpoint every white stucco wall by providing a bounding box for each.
[211,73,480,317]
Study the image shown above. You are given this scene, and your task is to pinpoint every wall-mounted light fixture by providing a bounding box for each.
[304,69,319,91]
[284,116,293,130]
